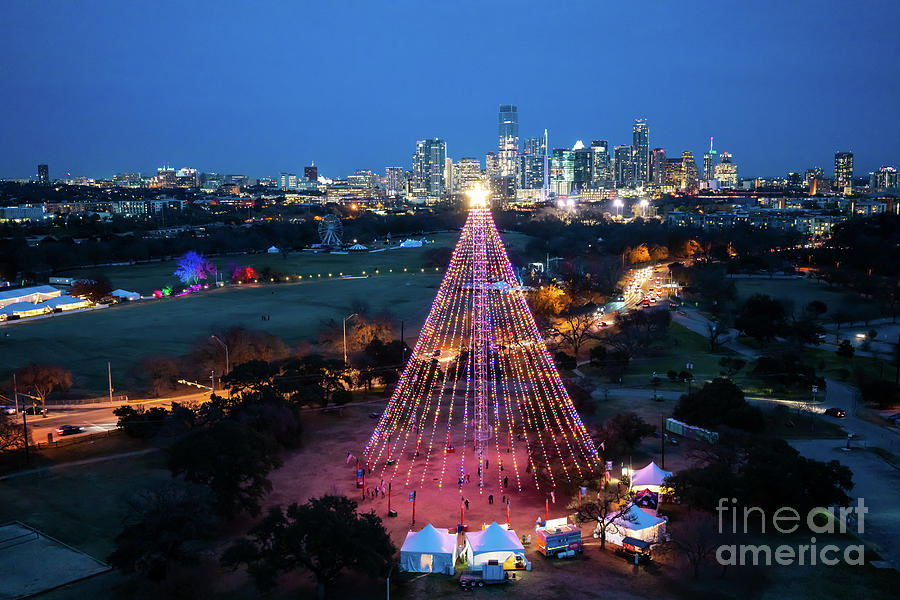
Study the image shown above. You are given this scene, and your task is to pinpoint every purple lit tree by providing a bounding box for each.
[175,251,216,285]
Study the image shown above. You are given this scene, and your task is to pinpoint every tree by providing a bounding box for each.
[108,484,218,582]
[667,511,720,579]
[0,412,30,453]
[168,420,282,517]
[134,355,180,397]
[572,482,634,550]
[594,412,655,458]
[673,378,765,433]
[175,251,216,285]
[221,495,396,600]
[837,339,855,359]
[734,294,786,344]
[15,363,72,409]
[70,275,112,302]
[706,318,731,352]
[114,405,171,439]
[550,307,601,360]
[626,244,651,265]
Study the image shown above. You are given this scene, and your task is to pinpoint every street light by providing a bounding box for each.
[210,335,229,376]
[639,199,649,218]
[343,313,359,366]
[613,198,623,218]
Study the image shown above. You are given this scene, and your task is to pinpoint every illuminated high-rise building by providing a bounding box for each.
[385,167,403,197]
[665,159,683,188]
[444,157,454,194]
[714,152,739,187]
[590,140,611,189]
[834,151,853,192]
[485,151,499,181]
[305,165,318,181]
[870,166,899,191]
[702,137,718,181]
[632,119,650,186]
[412,138,446,199]
[681,151,699,190]
[650,148,667,186]
[498,105,519,181]
[613,145,633,188]
[456,158,483,192]
[519,135,547,190]
[572,140,593,191]
[37,164,49,186]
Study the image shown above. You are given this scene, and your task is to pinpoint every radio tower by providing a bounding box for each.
[364,187,598,493]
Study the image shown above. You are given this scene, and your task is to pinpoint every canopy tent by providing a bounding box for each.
[399,523,458,575]
[111,289,141,301]
[0,301,50,318]
[348,243,368,251]
[630,461,672,492]
[601,503,667,547]
[464,522,529,569]
[39,295,90,310]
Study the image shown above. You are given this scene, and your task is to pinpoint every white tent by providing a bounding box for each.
[267,245,279,253]
[630,461,672,492]
[399,523,458,575]
[601,503,667,547]
[111,289,140,301]
[464,522,528,569]
[348,243,368,251]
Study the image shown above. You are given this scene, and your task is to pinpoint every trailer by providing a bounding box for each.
[535,518,582,558]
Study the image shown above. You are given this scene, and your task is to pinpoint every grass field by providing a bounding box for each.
[733,277,873,315]
[0,274,442,391]
[60,231,534,295]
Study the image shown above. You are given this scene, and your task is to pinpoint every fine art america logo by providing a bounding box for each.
[715,497,868,566]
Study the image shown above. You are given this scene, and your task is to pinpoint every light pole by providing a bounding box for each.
[639,199,649,218]
[613,199,623,219]
[343,313,359,366]
[210,335,229,375]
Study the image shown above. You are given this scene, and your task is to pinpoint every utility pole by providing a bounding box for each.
[400,320,405,364]
[660,413,665,469]
[108,361,113,403]
[343,313,358,366]
[15,375,28,465]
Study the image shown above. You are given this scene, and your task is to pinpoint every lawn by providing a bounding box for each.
[0,273,442,392]
[60,231,535,295]
[733,277,875,315]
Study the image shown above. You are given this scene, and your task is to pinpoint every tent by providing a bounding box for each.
[464,522,530,570]
[39,295,90,311]
[630,461,672,493]
[348,243,368,251]
[111,289,141,301]
[600,503,667,547]
[399,523,458,575]
[267,245,279,253]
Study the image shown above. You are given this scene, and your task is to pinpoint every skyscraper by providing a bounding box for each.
[590,140,611,189]
[519,136,547,190]
[456,158,483,191]
[834,151,853,192]
[714,152,739,187]
[498,105,519,180]
[702,137,718,181]
[385,167,403,197]
[305,165,318,181]
[485,151,499,181]
[681,151,700,190]
[632,119,650,187]
[613,145,633,188]
[444,157,454,194]
[572,141,593,191]
[650,148,667,187]
[37,164,49,185]
[412,138,447,198]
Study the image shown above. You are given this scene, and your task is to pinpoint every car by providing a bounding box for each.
[599,321,608,327]
[21,406,47,415]
[0,406,17,415]
[56,425,83,436]
[824,408,846,418]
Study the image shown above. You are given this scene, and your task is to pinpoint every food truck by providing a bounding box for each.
[535,518,582,558]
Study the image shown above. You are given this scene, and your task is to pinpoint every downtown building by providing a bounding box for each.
[632,119,650,187]
[498,105,519,181]
[411,138,447,202]
[834,151,853,193]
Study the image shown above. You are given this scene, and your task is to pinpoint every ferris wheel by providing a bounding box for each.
[318,214,343,248]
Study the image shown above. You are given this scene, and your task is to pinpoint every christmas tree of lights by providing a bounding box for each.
[365,189,598,493]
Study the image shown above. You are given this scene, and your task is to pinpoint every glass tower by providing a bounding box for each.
[498,105,519,180]
[632,119,650,187]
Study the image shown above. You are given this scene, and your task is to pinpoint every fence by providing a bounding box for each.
[34,428,121,450]
[44,394,129,406]
[665,417,719,444]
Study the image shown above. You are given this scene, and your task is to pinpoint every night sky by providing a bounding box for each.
[2,0,898,179]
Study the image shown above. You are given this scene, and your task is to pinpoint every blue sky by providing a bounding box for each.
[1,0,897,179]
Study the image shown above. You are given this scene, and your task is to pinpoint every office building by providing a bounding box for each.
[834,152,853,192]
[572,141,593,191]
[681,151,699,190]
[385,167,403,197]
[280,172,298,190]
[411,138,446,199]
[551,148,575,184]
[456,158,483,192]
[870,166,899,191]
[714,152,739,187]
[632,119,650,186]
[444,158,453,194]
[613,145,633,188]
[520,133,549,191]
[305,165,318,182]
[703,137,718,181]
[37,164,49,186]
[650,148,667,187]
[485,151,499,180]
[665,158,683,188]
[498,105,519,180]
[590,140,611,189]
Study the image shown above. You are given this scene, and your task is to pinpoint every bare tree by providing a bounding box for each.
[0,413,31,453]
[15,364,72,409]
[571,482,634,550]
[666,511,720,579]
[550,308,601,361]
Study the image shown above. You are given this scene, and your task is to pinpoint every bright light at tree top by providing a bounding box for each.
[466,186,490,209]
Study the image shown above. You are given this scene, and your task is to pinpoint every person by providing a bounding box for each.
[485,459,489,470]
[502,495,506,504]
[550,490,556,504]
[489,494,493,505]
[503,475,509,489]
[500,461,504,471]
[465,498,469,510]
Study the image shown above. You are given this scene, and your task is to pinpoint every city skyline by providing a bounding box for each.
[1,1,898,179]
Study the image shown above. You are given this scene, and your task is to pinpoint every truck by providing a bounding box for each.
[535,519,582,558]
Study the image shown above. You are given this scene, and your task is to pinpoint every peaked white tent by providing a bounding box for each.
[601,503,667,547]
[464,522,528,569]
[111,289,140,301]
[630,461,672,492]
[399,523,458,575]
